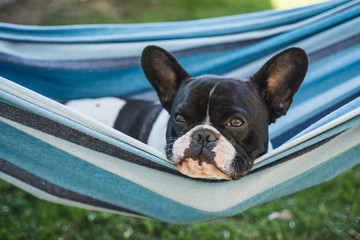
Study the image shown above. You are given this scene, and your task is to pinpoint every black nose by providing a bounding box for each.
[192,129,218,145]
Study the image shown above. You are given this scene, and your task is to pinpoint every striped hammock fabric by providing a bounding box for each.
[0,0,359,223]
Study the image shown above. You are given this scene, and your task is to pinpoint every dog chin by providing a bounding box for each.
[175,158,232,180]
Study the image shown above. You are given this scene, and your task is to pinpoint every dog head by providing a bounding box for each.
[141,46,308,180]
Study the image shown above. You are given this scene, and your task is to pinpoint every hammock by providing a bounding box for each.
[0,0,359,224]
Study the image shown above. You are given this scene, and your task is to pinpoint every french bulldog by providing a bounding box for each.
[66,45,308,180]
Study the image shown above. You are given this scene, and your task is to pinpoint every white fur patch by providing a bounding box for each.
[147,109,169,155]
[171,128,195,163]
[66,97,126,127]
[212,134,237,174]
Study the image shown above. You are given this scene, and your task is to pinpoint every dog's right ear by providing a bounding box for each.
[251,48,308,123]
[141,46,191,112]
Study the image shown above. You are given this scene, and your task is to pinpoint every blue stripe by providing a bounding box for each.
[0,62,152,101]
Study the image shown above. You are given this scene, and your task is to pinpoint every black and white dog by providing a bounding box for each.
[66,46,308,180]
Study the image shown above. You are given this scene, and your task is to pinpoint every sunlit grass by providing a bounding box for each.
[1,165,359,239]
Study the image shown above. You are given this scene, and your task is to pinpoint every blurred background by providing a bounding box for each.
[0,0,272,25]
[0,0,359,240]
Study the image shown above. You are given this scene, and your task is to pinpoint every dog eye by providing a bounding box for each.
[228,118,243,127]
[175,114,186,123]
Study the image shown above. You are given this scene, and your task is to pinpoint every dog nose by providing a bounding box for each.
[192,129,218,145]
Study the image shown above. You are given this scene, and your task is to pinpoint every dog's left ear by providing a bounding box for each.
[141,46,191,112]
[251,48,308,123]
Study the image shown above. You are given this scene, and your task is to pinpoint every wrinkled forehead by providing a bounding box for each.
[175,75,219,102]
[211,78,254,99]
[175,75,258,106]
[210,79,262,113]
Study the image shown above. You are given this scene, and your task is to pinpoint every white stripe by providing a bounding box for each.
[203,83,218,125]
[66,97,126,128]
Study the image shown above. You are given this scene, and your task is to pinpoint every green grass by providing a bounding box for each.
[0,0,359,239]
[39,0,272,25]
[0,0,272,25]
[1,165,359,240]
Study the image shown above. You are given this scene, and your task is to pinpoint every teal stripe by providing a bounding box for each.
[0,63,152,101]
[0,120,212,223]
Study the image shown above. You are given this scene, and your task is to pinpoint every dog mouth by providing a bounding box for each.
[166,125,254,180]
[169,147,253,180]
[167,141,231,179]
[175,157,232,180]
